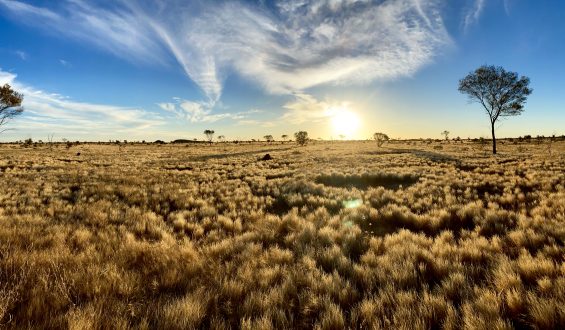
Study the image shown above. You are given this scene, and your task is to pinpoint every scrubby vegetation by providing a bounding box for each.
[0,140,563,329]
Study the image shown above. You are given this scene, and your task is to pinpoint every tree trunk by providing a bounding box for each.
[491,122,497,154]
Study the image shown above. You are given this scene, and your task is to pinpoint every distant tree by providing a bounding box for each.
[441,130,450,141]
[459,65,532,154]
[264,135,274,142]
[0,84,24,133]
[22,138,33,147]
[281,134,288,142]
[339,134,345,140]
[373,132,389,147]
[204,129,215,143]
[294,131,308,146]
[218,135,225,142]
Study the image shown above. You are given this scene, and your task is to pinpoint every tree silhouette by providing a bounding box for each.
[294,131,308,146]
[441,130,450,141]
[281,134,288,142]
[217,135,225,142]
[373,132,389,147]
[204,129,215,143]
[459,65,532,154]
[0,84,24,133]
[264,135,274,142]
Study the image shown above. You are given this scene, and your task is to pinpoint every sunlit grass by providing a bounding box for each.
[0,139,563,328]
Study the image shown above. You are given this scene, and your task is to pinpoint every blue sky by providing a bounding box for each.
[0,0,563,141]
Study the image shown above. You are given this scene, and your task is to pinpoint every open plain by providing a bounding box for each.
[0,140,564,329]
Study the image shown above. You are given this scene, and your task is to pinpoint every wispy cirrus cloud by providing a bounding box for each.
[14,50,28,60]
[158,99,260,123]
[463,0,486,32]
[59,59,71,67]
[0,0,166,65]
[503,0,512,16]
[0,0,450,106]
[0,69,163,140]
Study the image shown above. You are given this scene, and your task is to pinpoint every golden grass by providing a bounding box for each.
[0,139,564,328]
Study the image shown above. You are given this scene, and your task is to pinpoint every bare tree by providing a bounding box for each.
[0,84,24,133]
[294,131,308,146]
[459,65,532,154]
[441,130,450,141]
[373,132,389,147]
[47,133,55,150]
[204,129,215,143]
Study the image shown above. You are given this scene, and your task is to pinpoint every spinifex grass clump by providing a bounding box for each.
[0,140,563,328]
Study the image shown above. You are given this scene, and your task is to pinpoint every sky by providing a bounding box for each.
[0,0,564,141]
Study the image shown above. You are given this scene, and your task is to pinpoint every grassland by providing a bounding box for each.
[0,139,564,329]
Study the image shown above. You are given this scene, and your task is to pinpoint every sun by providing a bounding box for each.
[330,107,360,138]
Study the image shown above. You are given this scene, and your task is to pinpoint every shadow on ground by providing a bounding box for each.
[315,173,419,190]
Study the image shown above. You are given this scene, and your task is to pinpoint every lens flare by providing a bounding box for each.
[342,199,362,209]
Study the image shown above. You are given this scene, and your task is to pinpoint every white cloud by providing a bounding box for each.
[158,99,259,123]
[503,0,512,16]
[0,69,163,140]
[0,0,450,105]
[237,119,275,128]
[59,59,71,67]
[463,0,486,32]
[0,70,17,85]
[0,0,166,65]
[281,93,351,125]
[14,50,28,60]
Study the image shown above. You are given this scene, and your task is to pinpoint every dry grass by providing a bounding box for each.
[0,139,564,328]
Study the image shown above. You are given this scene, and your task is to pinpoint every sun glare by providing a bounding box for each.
[330,108,361,138]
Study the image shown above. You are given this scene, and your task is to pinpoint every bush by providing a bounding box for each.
[294,131,308,146]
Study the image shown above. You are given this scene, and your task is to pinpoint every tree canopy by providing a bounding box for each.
[373,132,389,147]
[294,131,308,146]
[0,84,24,132]
[204,129,215,142]
[458,65,532,154]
